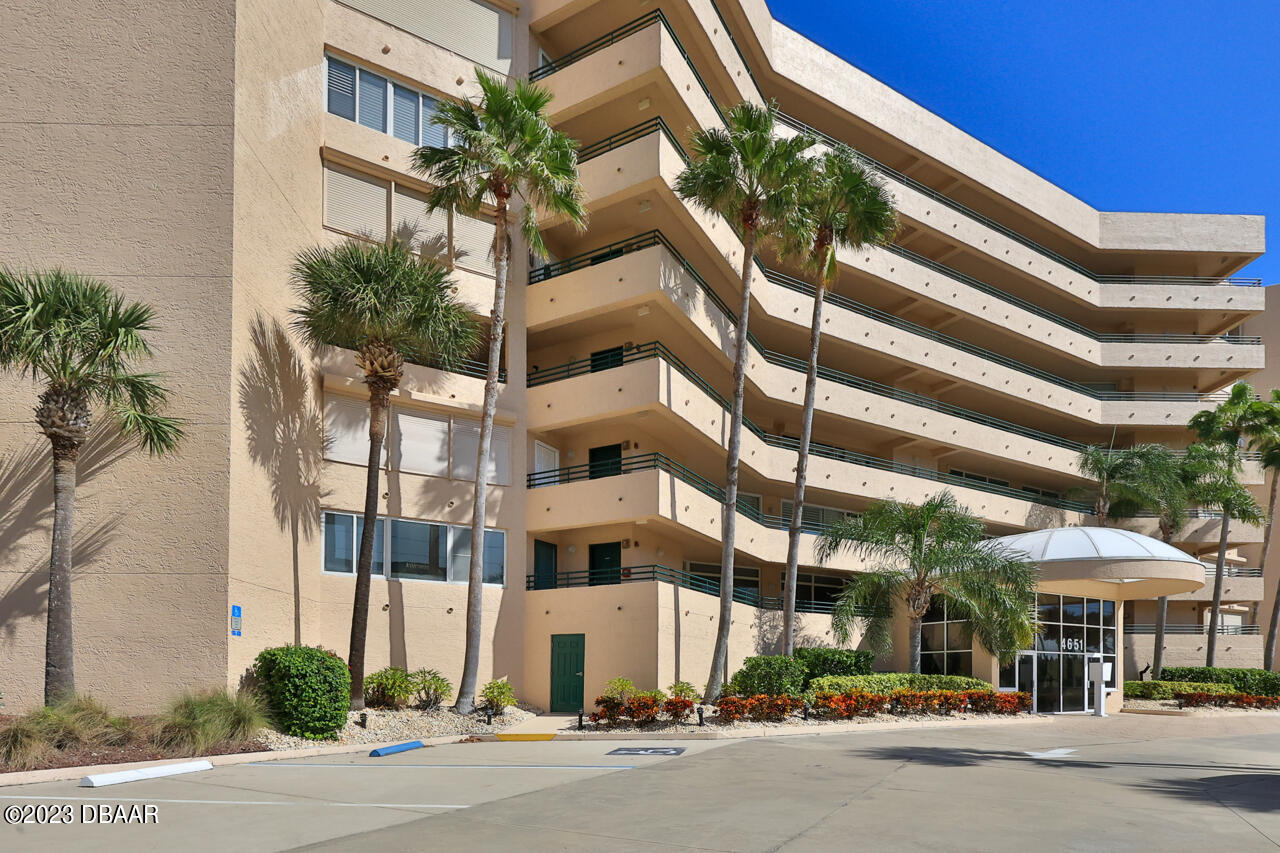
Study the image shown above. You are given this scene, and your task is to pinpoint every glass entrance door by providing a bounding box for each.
[1000,595,1118,713]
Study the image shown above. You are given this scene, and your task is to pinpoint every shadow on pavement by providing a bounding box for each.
[854,745,1280,776]
[1139,773,1280,813]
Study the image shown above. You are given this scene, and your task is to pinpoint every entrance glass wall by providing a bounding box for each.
[999,594,1117,713]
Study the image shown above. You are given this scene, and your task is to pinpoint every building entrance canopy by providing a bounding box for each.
[985,527,1206,599]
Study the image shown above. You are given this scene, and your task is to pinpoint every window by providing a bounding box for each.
[325,397,510,486]
[920,598,971,676]
[949,469,1009,489]
[1020,485,1061,500]
[1034,593,1118,689]
[323,510,505,585]
[326,55,447,146]
[686,563,759,594]
[781,500,858,532]
[790,572,845,607]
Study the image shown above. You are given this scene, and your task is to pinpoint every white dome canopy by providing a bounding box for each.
[987,526,1203,565]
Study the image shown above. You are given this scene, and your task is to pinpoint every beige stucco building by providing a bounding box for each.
[0,0,1268,715]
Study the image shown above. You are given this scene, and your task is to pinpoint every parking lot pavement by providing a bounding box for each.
[5,715,1280,852]
[0,739,728,852]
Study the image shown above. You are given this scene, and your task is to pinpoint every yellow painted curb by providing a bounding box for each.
[494,733,557,741]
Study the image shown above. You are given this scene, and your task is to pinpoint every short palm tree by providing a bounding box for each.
[1254,391,1280,670]
[291,240,479,710]
[1178,441,1264,666]
[779,147,896,656]
[674,101,814,700]
[1075,442,1179,525]
[0,270,184,704]
[411,67,586,714]
[816,491,1038,673]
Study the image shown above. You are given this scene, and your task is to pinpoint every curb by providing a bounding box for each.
[479,713,1051,742]
[0,734,468,789]
[1120,707,1193,718]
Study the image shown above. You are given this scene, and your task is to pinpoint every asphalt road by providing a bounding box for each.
[4,714,1280,852]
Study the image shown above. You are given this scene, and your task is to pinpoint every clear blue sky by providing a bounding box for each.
[769,0,1278,284]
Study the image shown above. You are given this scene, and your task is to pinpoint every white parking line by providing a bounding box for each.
[0,794,466,809]
[1024,748,1077,759]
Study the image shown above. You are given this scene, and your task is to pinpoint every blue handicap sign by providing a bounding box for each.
[231,604,242,636]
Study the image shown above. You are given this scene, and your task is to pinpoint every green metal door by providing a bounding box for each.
[588,443,623,478]
[533,540,558,590]
[589,541,622,586]
[550,634,585,712]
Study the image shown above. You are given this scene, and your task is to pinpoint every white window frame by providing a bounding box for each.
[321,510,506,586]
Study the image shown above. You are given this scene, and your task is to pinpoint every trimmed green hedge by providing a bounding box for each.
[728,655,808,697]
[794,648,873,687]
[811,673,993,694]
[1124,680,1233,700]
[1158,667,1280,697]
[254,645,350,739]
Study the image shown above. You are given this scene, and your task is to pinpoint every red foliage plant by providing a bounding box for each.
[662,696,694,722]
[625,694,662,725]
[715,695,748,722]
[589,695,625,726]
[1175,691,1280,709]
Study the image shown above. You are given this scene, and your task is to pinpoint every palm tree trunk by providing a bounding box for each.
[348,388,389,710]
[705,227,758,701]
[783,274,826,656]
[1152,596,1168,680]
[908,613,922,674]
[456,196,510,715]
[1262,470,1280,670]
[44,441,79,704]
[1206,515,1231,666]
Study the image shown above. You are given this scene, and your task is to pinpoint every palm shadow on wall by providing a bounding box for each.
[0,425,131,638]
[238,316,329,646]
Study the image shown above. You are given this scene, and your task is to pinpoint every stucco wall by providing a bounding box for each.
[0,0,237,712]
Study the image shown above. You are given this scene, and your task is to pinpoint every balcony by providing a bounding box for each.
[532,10,1265,317]
[1126,623,1260,635]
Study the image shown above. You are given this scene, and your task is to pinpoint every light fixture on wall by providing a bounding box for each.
[657,548,664,558]
[567,545,577,554]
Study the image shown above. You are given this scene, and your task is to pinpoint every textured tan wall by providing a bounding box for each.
[0,0,237,712]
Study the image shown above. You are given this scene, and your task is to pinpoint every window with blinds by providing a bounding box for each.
[340,0,513,75]
[450,212,496,276]
[325,395,510,486]
[326,55,449,147]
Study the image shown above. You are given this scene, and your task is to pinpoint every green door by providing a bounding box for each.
[550,634,585,712]
[589,541,622,586]
[588,443,623,479]
[533,540,558,590]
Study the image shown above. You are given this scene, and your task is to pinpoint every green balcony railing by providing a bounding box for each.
[538,5,1262,290]
[525,563,854,615]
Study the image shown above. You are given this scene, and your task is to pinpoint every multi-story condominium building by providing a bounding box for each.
[0,0,1268,715]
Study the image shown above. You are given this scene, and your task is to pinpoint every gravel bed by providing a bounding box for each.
[259,705,537,751]
[563,710,1024,735]
[1123,698,1280,715]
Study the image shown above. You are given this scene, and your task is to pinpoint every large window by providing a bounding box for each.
[324,396,511,486]
[1000,594,1118,712]
[326,56,448,147]
[686,563,760,594]
[789,572,845,608]
[920,598,971,676]
[323,511,505,585]
[781,500,858,533]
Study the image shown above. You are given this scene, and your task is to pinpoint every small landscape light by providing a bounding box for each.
[697,706,705,726]
[486,709,493,725]
[358,712,368,729]
[578,710,585,730]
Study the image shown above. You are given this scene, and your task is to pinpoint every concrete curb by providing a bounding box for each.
[483,714,1052,741]
[1120,707,1194,717]
[0,734,468,789]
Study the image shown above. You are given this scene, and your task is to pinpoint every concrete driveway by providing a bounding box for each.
[4,714,1280,852]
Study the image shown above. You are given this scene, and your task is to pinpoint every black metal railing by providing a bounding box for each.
[537,5,1262,290]
[1126,623,1260,635]
[525,563,856,615]
[577,117,686,163]
[1201,564,1264,578]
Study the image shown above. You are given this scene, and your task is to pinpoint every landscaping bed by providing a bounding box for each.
[259,705,535,750]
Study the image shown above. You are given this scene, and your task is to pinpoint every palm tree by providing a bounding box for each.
[291,241,479,710]
[412,68,586,713]
[1107,444,1186,680]
[815,491,1038,673]
[779,147,896,656]
[1178,441,1264,666]
[1255,391,1280,670]
[1075,442,1179,525]
[674,101,813,700]
[0,270,184,704]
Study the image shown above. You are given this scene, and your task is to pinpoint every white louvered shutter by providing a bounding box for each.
[489,424,511,486]
[391,186,449,259]
[452,212,496,275]
[324,165,388,240]
[325,396,384,465]
[343,0,512,75]
[392,408,450,476]
[451,418,479,481]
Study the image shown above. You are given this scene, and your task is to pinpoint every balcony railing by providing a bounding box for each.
[1126,623,1260,635]
[525,563,856,615]
[536,6,1262,290]
[1202,564,1265,577]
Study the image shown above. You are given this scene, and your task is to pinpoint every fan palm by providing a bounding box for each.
[291,240,479,709]
[674,101,814,699]
[0,270,184,704]
[411,67,586,713]
[779,147,896,656]
[1178,441,1264,666]
[815,491,1038,673]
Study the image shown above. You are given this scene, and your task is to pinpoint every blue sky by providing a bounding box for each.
[768,0,1278,284]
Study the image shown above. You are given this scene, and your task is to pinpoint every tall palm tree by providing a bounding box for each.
[412,67,586,714]
[291,241,479,709]
[1108,444,1186,680]
[1178,441,1264,666]
[1255,391,1280,670]
[0,270,184,704]
[779,147,896,656]
[674,102,813,700]
[816,491,1038,673]
[1075,442,1177,525]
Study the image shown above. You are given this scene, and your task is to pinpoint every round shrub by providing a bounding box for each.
[254,645,350,739]
[412,669,453,710]
[480,678,516,713]
[728,655,808,697]
[793,648,873,687]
